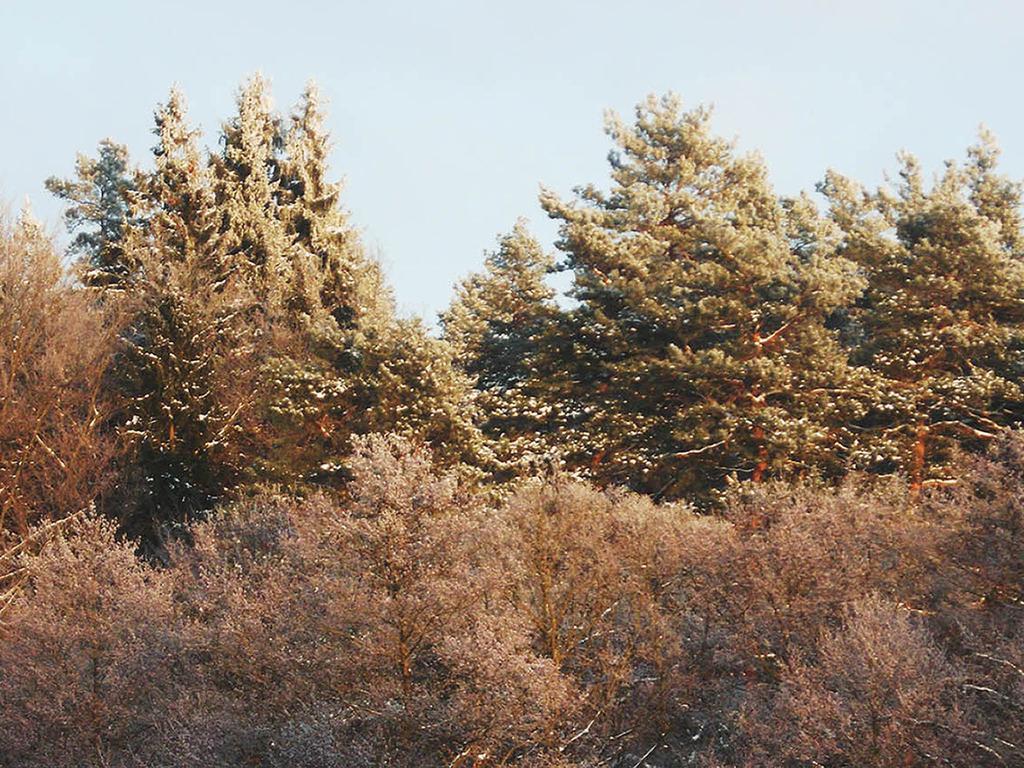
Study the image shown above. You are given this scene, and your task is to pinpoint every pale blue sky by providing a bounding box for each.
[2,1,1023,319]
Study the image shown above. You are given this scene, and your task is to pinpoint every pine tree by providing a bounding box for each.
[253,82,376,484]
[541,95,865,502]
[441,221,564,476]
[114,287,236,549]
[45,139,139,286]
[821,133,1024,488]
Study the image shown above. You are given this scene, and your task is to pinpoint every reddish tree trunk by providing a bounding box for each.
[910,421,928,494]
[752,426,768,483]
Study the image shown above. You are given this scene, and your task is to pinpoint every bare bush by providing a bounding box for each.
[1,434,1022,767]
[745,596,962,767]
[0,211,119,540]
[0,515,177,767]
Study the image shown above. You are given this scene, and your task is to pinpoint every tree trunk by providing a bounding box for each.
[910,421,928,494]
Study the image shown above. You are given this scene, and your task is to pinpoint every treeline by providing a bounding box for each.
[1,78,1023,766]
[3,78,479,550]
[4,80,1024,541]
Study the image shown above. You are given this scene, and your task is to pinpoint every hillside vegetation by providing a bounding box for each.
[1,79,1022,767]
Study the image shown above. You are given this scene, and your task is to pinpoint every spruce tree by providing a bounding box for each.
[214,75,293,312]
[45,139,139,286]
[207,78,352,485]
[278,82,381,325]
[441,221,564,476]
[541,95,864,501]
[356,316,483,470]
[821,133,1024,487]
[112,90,262,551]
[46,77,484,503]
[217,79,483,481]
[144,88,231,286]
[115,287,236,548]
[254,83,377,483]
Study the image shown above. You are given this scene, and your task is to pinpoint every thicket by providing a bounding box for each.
[1,79,1023,766]
[1,436,1022,766]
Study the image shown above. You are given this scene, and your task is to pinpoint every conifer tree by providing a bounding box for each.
[44,77,484,502]
[204,78,349,486]
[45,139,139,286]
[541,95,865,501]
[112,90,262,551]
[278,82,381,325]
[209,79,484,481]
[114,285,244,549]
[250,83,375,483]
[821,133,1024,487]
[357,316,484,469]
[214,75,292,312]
[442,221,565,476]
[146,88,226,284]
[258,84,386,483]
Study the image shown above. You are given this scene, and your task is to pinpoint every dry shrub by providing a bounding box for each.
[918,435,1024,766]
[0,211,120,540]
[0,515,177,767]
[745,596,961,767]
[330,435,575,761]
[1,433,1023,767]
[718,477,944,668]
[109,435,577,766]
[498,478,705,761]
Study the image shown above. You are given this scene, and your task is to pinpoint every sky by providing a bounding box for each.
[2,0,1024,320]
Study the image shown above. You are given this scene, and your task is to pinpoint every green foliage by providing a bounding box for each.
[15,77,1024,768]
[822,133,1024,485]
[45,139,140,286]
[540,95,865,501]
[45,78,483,549]
[442,221,563,477]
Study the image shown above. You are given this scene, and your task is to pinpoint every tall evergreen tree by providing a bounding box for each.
[45,76,484,507]
[442,221,564,476]
[45,139,139,286]
[255,83,383,483]
[114,285,247,550]
[111,90,262,552]
[356,315,484,470]
[822,133,1024,487]
[541,95,865,502]
[146,88,226,283]
[214,74,292,312]
[218,80,484,482]
[278,82,381,325]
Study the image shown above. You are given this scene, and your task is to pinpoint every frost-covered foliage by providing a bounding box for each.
[0,210,121,538]
[821,134,1024,487]
[442,221,564,478]
[9,81,1024,765]
[2,433,1023,767]
[44,78,482,551]
[443,96,1024,502]
[532,95,866,502]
